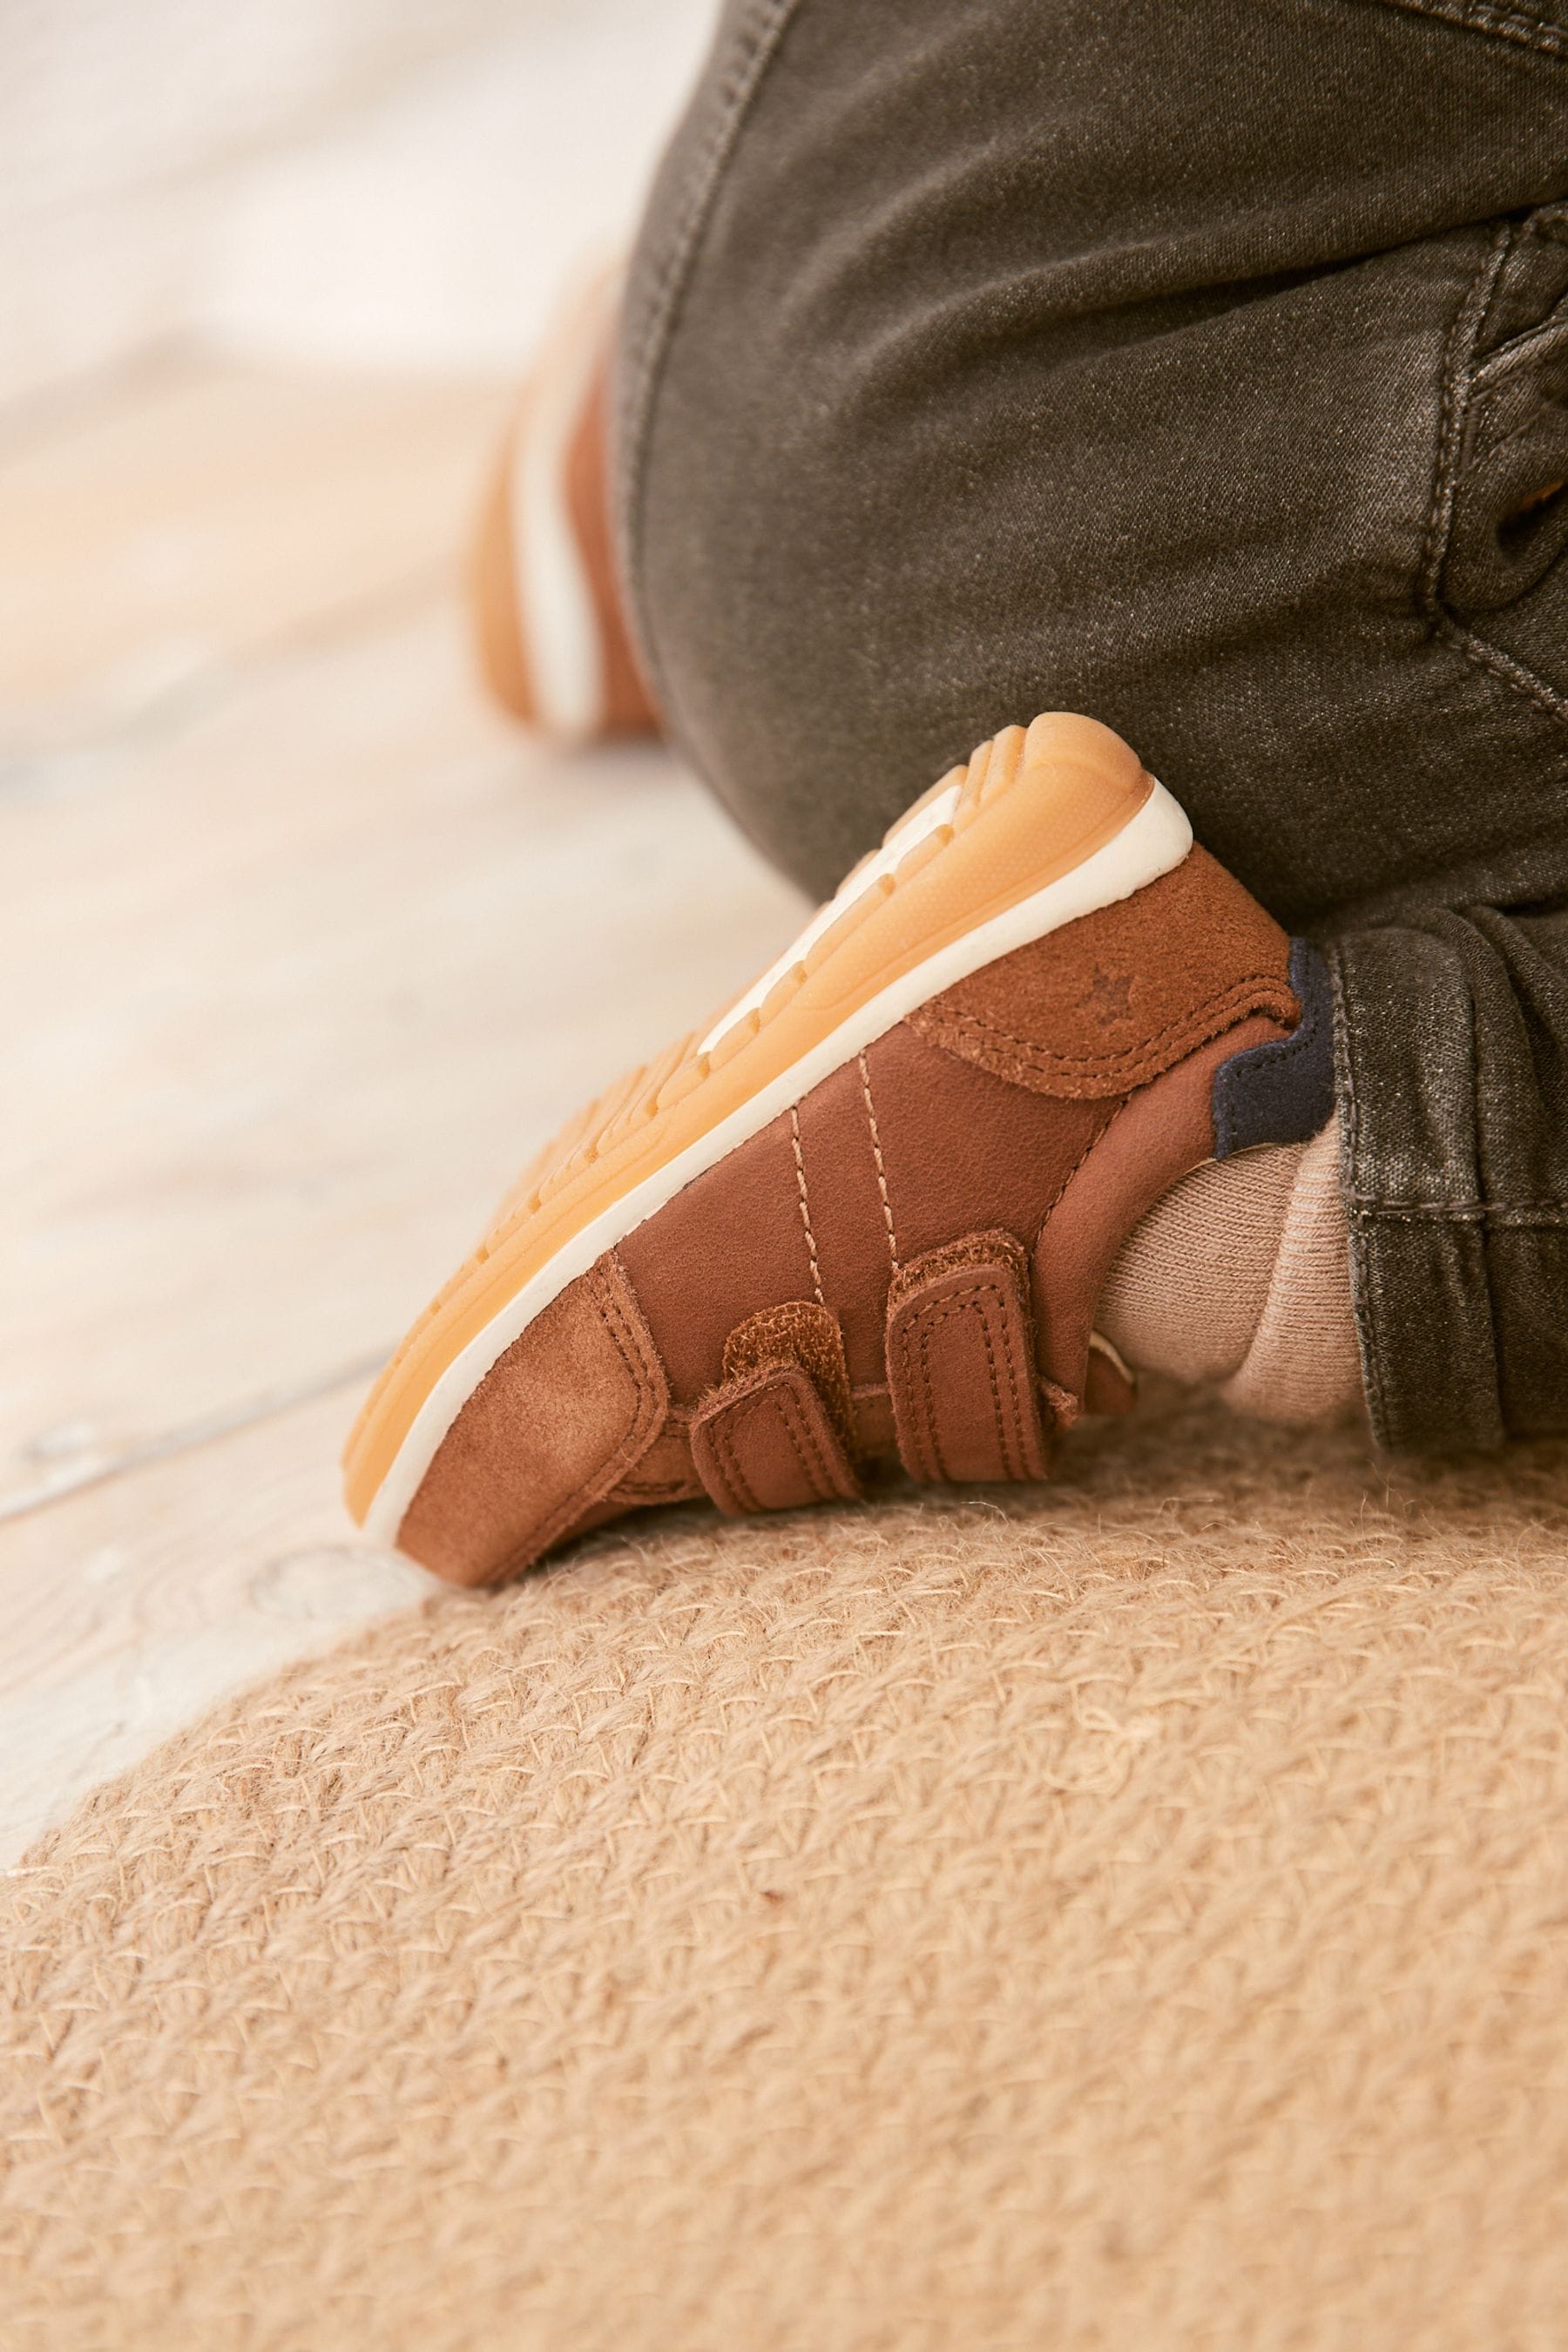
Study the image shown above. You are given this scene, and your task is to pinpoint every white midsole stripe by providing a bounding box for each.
[365,781,1193,1544]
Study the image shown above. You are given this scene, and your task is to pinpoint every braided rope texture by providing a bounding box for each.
[5,1396,1568,2350]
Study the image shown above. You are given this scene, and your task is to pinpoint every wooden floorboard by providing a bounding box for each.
[1,363,510,733]
[1,359,804,1856]
[0,1386,430,1869]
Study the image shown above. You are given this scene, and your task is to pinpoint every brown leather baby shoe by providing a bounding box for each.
[469,266,658,743]
[346,713,1327,1585]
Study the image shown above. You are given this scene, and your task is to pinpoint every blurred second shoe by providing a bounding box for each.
[469,266,659,744]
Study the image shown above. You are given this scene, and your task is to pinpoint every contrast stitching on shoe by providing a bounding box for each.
[708,1405,757,1514]
[939,1287,1012,1480]
[789,1105,826,1306]
[711,1376,837,1509]
[859,1051,899,1271]
[898,1280,1021,1483]
[901,1282,1021,1484]
[723,1302,857,1463]
[893,1308,942,1483]
[517,756,992,1233]
[1220,985,1320,1072]
[774,1379,841,1499]
[1036,1096,1131,1230]
[914,973,1296,1079]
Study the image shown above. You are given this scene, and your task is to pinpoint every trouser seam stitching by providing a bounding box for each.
[1366,0,1568,61]
[1326,943,1394,1446]
[1420,221,1568,728]
[1417,220,1512,617]
[1348,1198,1568,1221]
[1436,615,1568,727]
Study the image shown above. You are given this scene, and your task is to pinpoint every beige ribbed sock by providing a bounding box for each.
[1097,1122,1364,1424]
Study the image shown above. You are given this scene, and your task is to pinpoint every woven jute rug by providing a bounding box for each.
[4,1395,1568,2351]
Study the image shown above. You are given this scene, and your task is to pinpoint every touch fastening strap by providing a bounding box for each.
[690,1359,860,1517]
[884,1230,1051,1486]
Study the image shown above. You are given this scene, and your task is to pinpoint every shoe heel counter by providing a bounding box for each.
[907,845,1299,1101]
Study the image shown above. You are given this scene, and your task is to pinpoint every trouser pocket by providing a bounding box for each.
[1440,205,1568,694]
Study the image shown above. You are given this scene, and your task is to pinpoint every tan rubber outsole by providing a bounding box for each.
[345,714,1190,1541]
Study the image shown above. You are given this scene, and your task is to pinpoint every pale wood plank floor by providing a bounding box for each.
[0,360,805,1863]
